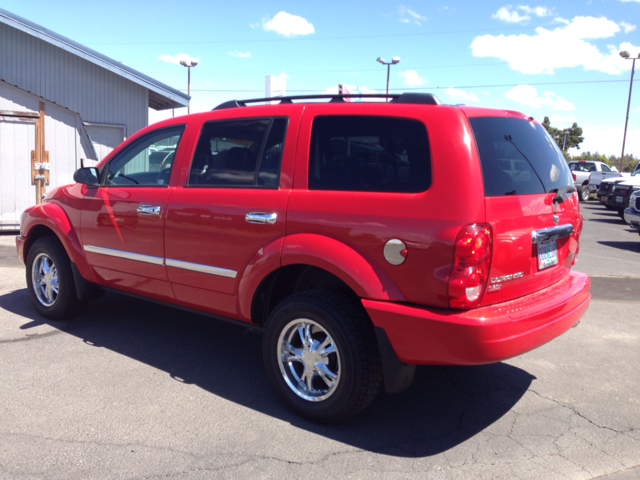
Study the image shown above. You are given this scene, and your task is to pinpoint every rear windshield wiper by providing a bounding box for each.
[504,135,546,191]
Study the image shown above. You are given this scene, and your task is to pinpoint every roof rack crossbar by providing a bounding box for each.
[213,93,441,110]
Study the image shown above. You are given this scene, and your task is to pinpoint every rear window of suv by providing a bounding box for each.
[469,117,573,197]
[309,115,431,193]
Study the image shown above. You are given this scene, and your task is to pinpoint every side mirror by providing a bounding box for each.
[73,167,100,187]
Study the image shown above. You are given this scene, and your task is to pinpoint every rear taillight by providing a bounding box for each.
[572,173,576,181]
[448,224,492,309]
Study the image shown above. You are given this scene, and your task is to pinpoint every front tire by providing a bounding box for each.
[26,237,86,320]
[262,291,382,422]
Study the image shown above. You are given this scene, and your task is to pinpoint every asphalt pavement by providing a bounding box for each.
[0,198,638,479]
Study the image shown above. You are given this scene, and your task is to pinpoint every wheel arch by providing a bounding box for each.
[21,203,96,283]
[249,264,359,326]
[242,232,406,326]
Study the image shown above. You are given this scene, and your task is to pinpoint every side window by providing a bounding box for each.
[103,126,184,186]
[602,164,611,172]
[308,116,431,193]
[188,118,287,187]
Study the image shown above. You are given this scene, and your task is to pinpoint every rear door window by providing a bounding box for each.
[188,118,287,187]
[469,117,573,196]
[308,115,431,193]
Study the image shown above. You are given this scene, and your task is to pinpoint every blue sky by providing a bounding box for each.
[3,0,639,156]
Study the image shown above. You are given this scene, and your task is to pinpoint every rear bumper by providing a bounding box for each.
[363,271,590,365]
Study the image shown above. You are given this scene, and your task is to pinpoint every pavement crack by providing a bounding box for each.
[589,463,640,479]
[0,330,62,344]
[528,389,634,436]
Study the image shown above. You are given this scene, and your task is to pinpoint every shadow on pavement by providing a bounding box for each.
[0,288,534,458]
[598,241,640,253]
[589,218,627,225]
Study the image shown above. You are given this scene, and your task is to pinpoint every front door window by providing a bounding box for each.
[103,126,184,186]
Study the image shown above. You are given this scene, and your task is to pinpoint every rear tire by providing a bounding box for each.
[579,186,590,202]
[262,290,382,423]
[26,237,87,320]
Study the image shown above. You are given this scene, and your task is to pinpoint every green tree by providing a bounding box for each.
[573,151,609,165]
[542,117,584,152]
[606,154,639,172]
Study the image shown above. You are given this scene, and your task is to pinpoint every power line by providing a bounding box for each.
[187,77,639,93]
[160,62,506,77]
[86,26,534,46]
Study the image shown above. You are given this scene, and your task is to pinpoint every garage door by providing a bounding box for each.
[0,117,36,229]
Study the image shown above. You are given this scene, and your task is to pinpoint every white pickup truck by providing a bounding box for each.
[568,160,621,201]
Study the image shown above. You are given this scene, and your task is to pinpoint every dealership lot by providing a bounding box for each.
[0,200,639,480]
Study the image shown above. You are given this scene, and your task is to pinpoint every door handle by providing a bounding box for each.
[245,212,277,225]
[137,205,161,216]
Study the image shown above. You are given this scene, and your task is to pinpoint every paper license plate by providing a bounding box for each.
[600,196,607,202]
[537,239,558,270]
[616,196,623,203]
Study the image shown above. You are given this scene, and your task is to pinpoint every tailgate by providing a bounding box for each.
[467,114,580,306]
[483,193,580,305]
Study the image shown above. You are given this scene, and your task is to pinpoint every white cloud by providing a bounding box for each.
[503,85,575,110]
[621,0,640,2]
[260,11,315,37]
[547,114,577,126]
[472,17,640,74]
[398,6,427,25]
[620,21,637,33]
[492,5,553,23]
[399,70,427,87]
[158,53,198,65]
[493,6,528,23]
[445,87,479,102]
[278,72,289,79]
[581,125,640,156]
[228,50,250,58]
[636,105,640,112]
[519,5,553,17]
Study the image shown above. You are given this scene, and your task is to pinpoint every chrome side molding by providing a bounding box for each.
[531,224,573,244]
[83,245,165,266]
[83,245,238,279]
[165,258,237,278]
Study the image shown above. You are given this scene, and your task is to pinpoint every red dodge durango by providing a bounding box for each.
[17,93,590,422]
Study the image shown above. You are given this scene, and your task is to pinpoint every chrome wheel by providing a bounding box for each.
[31,253,59,307]
[278,318,341,402]
[580,186,590,202]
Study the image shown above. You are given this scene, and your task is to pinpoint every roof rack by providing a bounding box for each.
[213,92,441,110]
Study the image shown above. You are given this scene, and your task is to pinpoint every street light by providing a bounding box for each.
[376,56,400,101]
[619,50,639,172]
[180,57,199,114]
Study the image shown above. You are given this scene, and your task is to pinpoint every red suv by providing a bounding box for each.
[16,93,590,422]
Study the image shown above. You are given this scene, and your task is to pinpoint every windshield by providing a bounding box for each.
[469,117,574,197]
